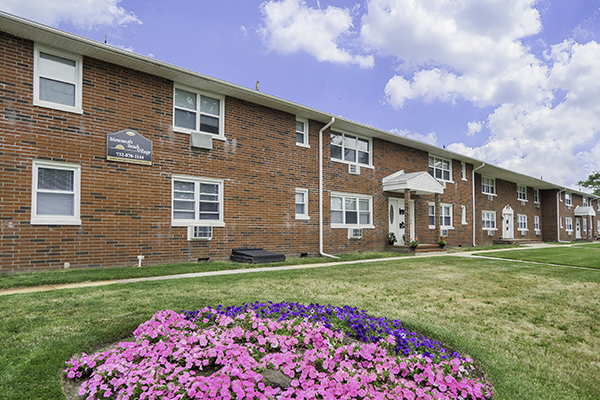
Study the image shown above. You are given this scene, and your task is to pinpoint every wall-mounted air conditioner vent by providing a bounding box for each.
[187,225,212,241]
[487,230,495,237]
[488,195,494,201]
[441,229,448,237]
[349,164,360,175]
[348,228,363,239]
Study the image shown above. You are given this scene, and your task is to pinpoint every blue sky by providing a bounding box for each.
[2,0,600,189]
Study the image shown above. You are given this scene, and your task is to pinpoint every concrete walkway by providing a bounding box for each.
[0,243,590,297]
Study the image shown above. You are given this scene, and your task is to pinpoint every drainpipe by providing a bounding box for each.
[557,188,566,243]
[472,163,485,247]
[319,117,339,259]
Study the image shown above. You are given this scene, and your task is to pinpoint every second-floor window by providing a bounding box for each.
[533,189,540,203]
[34,44,83,114]
[296,118,309,147]
[330,131,371,166]
[565,193,572,206]
[174,86,224,138]
[482,176,496,195]
[517,185,527,201]
[428,156,451,182]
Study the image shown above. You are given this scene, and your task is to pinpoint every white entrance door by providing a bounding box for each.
[389,198,405,245]
[502,206,514,239]
[575,217,581,239]
[388,199,415,245]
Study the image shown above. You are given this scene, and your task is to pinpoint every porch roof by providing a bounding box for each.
[574,206,596,216]
[382,170,445,195]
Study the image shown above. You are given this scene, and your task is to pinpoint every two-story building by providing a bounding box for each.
[1,11,598,273]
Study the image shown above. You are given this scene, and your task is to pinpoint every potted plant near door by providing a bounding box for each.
[438,237,447,249]
[409,238,419,250]
[386,232,397,245]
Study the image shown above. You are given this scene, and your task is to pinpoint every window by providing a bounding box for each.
[330,131,371,166]
[517,185,527,201]
[440,204,452,228]
[34,44,83,113]
[517,214,527,231]
[533,189,540,204]
[296,118,309,147]
[583,218,587,232]
[583,197,588,207]
[565,217,573,231]
[534,216,540,231]
[565,193,572,206]
[428,156,452,182]
[461,162,467,180]
[31,160,81,225]
[173,86,224,138]
[295,188,309,220]
[482,176,496,195]
[330,193,372,227]
[428,204,435,228]
[482,211,496,230]
[172,176,224,227]
[461,205,467,225]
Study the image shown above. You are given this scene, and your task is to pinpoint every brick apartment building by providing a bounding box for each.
[1,11,598,273]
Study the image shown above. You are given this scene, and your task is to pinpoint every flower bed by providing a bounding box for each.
[65,303,492,399]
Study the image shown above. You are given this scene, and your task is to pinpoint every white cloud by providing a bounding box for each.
[466,121,483,136]
[259,0,374,68]
[391,128,438,146]
[0,0,141,29]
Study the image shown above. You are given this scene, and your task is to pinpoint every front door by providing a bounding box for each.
[388,198,415,245]
[575,217,581,239]
[502,206,514,239]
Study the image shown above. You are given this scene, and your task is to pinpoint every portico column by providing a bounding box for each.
[435,193,441,239]
[404,189,411,244]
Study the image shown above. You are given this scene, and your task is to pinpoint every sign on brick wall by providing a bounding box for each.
[106,130,152,166]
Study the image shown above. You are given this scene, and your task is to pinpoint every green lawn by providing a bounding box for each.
[1,253,599,399]
[474,243,600,269]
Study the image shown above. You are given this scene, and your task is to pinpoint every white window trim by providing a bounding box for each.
[171,175,225,227]
[583,197,588,207]
[173,84,226,140]
[33,44,83,114]
[482,210,497,231]
[440,203,453,229]
[428,203,435,229]
[533,189,540,204]
[428,155,454,183]
[461,205,468,225]
[31,160,81,225]
[565,193,573,207]
[481,176,496,195]
[461,162,467,181]
[330,130,373,168]
[534,215,540,232]
[295,117,309,148]
[517,185,528,201]
[295,188,310,220]
[517,214,528,231]
[330,191,374,229]
[565,217,573,232]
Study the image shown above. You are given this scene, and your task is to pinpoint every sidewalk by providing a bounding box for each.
[0,243,579,296]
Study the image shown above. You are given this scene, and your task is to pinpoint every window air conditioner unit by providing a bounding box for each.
[441,229,448,237]
[521,230,527,236]
[487,230,495,237]
[348,228,363,239]
[536,230,541,236]
[348,164,360,175]
[187,225,212,241]
[488,195,494,201]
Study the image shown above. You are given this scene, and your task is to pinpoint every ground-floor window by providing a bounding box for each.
[482,211,496,230]
[517,214,528,231]
[461,205,467,225]
[31,160,81,225]
[428,204,435,228]
[440,204,452,228]
[330,192,372,228]
[565,217,573,232]
[295,188,309,220]
[171,175,224,227]
[583,218,587,233]
[534,216,540,231]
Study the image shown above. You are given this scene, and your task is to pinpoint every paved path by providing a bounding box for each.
[0,243,591,296]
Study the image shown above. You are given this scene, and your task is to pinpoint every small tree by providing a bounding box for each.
[578,172,600,196]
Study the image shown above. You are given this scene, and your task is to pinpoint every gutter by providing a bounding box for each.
[472,163,486,246]
[319,117,339,259]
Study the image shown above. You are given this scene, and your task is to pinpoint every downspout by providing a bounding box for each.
[319,117,339,259]
[472,163,485,247]
[557,188,567,243]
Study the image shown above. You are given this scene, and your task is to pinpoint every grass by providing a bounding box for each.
[1,250,599,399]
[0,251,403,291]
[474,243,600,269]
